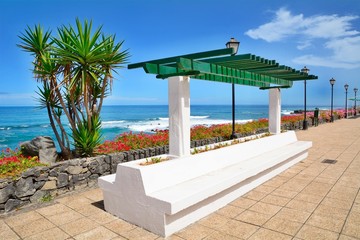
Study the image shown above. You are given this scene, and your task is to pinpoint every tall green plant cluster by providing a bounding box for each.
[18,19,129,158]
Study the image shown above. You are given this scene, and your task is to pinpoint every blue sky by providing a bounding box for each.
[1,0,360,107]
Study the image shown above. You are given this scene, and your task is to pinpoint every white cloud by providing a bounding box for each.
[303,15,359,39]
[325,36,360,63]
[245,8,304,42]
[293,55,360,69]
[245,8,359,42]
[245,8,360,69]
[297,40,312,50]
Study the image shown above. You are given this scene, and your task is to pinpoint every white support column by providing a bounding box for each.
[269,88,281,134]
[168,76,190,157]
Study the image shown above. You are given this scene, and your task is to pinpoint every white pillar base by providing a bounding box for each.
[168,76,190,157]
[269,88,281,134]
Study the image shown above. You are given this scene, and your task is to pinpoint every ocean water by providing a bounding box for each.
[0,105,330,151]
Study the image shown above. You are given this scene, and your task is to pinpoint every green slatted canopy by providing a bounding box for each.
[128,48,318,89]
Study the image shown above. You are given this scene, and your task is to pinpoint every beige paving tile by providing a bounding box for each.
[156,235,184,240]
[249,201,282,216]
[313,204,349,219]
[59,217,99,236]
[235,210,272,226]
[230,197,257,209]
[263,176,289,188]
[352,202,360,213]
[313,176,338,185]
[254,185,276,194]
[214,219,259,239]
[274,207,311,223]
[36,203,73,217]
[296,224,339,240]
[293,193,324,204]
[175,223,214,240]
[198,213,230,230]
[215,205,245,218]
[264,216,303,236]
[330,185,358,197]
[278,170,297,179]
[75,204,106,217]
[59,197,94,210]
[301,183,331,197]
[327,190,358,202]
[88,210,118,224]
[306,213,345,233]
[286,199,318,213]
[47,209,84,226]
[321,197,354,211]
[355,193,360,203]
[11,217,55,239]
[120,227,159,240]
[203,230,240,240]
[5,211,44,228]
[73,226,118,240]
[23,227,70,240]
[243,190,268,201]
[261,194,292,207]
[278,182,306,192]
[248,228,292,240]
[338,234,360,240]
[79,188,103,202]
[0,229,20,240]
[103,219,136,235]
[110,237,127,240]
[0,219,11,231]
[271,188,298,199]
[346,211,360,224]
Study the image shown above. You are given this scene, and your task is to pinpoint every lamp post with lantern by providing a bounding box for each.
[301,66,309,130]
[330,78,335,122]
[354,88,358,116]
[226,38,240,139]
[344,84,349,118]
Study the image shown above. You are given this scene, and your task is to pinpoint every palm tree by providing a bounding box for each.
[18,19,129,158]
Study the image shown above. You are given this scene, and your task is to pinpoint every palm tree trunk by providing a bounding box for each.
[97,74,109,114]
[50,106,73,159]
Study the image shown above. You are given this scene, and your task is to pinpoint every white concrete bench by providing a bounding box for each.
[98,131,311,237]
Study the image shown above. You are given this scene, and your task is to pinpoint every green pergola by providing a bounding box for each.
[128,48,318,157]
[128,48,318,89]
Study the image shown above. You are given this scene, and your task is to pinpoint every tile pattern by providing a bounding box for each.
[1,118,360,239]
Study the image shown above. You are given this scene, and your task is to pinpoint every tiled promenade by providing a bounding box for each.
[1,117,360,240]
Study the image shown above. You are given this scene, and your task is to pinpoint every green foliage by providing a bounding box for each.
[0,148,45,178]
[18,19,130,159]
[40,193,53,202]
[72,115,103,157]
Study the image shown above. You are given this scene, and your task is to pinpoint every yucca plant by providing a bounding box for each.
[18,19,129,159]
[72,115,103,157]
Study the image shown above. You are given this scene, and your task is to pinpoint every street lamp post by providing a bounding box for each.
[226,38,240,139]
[301,66,309,130]
[354,88,358,116]
[330,78,335,122]
[344,84,349,118]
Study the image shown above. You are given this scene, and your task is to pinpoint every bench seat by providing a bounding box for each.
[149,140,311,215]
[98,131,312,237]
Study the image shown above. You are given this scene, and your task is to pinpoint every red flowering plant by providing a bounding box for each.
[96,131,169,154]
[0,147,43,178]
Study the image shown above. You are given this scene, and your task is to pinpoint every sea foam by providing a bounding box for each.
[102,116,253,133]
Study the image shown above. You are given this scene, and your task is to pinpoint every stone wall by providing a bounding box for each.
[0,137,227,213]
[0,121,329,213]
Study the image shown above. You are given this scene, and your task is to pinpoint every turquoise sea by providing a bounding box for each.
[0,105,333,151]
